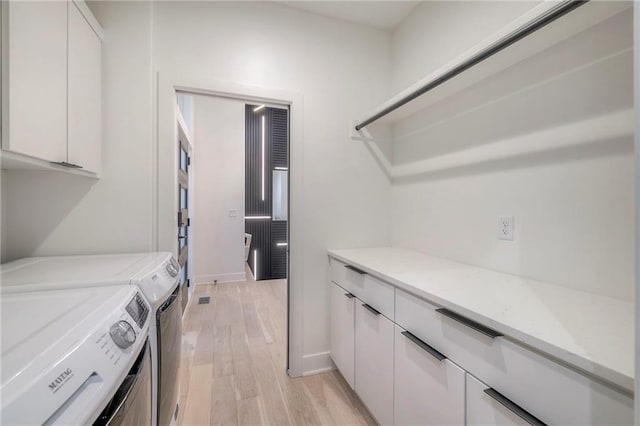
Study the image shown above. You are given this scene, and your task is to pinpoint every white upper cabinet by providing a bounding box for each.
[68,1,102,174]
[2,0,103,176]
[4,1,68,163]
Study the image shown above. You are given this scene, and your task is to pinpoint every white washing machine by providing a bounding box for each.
[1,285,152,424]
[1,252,182,426]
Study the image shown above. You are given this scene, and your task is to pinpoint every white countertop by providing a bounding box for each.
[328,247,634,393]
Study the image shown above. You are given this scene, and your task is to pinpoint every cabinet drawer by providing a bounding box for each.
[355,300,394,425]
[329,257,364,296]
[329,257,394,319]
[361,274,394,320]
[396,289,633,425]
[467,374,529,426]
[329,281,355,388]
[394,325,465,426]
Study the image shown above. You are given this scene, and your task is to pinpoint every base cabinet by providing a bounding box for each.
[467,374,529,426]
[395,287,634,425]
[355,301,394,425]
[394,326,465,425]
[329,282,355,388]
[329,257,633,426]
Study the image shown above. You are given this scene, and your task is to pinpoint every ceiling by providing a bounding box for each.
[278,1,421,30]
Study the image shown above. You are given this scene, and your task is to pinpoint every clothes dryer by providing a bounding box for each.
[1,286,152,425]
[1,252,182,426]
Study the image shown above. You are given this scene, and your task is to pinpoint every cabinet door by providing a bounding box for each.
[329,281,355,388]
[467,374,531,426]
[355,301,394,425]
[5,1,67,162]
[68,2,101,173]
[394,326,465,425]
[396,289,632,425]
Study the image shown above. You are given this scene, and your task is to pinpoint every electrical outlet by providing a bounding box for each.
[228,209,238,217]
[498,216,514,241]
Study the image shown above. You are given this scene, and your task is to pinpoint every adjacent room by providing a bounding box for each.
[0,1,638,425]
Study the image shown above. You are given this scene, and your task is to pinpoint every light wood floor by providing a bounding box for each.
[178,271,376,426]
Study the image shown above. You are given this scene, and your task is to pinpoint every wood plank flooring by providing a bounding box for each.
[178,272,376,426]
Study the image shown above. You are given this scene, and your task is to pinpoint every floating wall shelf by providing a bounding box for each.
[352,0,634,182]
[353,0,631,132]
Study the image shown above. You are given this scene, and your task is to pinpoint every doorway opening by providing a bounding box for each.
[244,104,289,282]
[174,90,291,370]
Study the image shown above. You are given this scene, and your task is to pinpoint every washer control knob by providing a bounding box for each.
[165,262,179,278]
[109,320,136,349]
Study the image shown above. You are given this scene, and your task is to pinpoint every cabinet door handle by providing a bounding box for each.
[401,330,446,361]
[436,308,502,339]
[484,388,547,426]
[50,161,83,169]
[344,264,366,275]
[344,293,355,299]
[361,303,381,316]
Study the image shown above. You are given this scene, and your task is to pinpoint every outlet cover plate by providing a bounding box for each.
[498,216,514,241]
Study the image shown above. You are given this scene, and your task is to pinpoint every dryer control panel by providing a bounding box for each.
[125,292,149,328]
[132,253,180,309]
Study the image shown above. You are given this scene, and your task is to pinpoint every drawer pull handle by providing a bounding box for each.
[344,293,355,299]
[345,264,366,275]
[361,303,381,316]
[484,388,547,426]
[401,331,446,361]
[436,308,503,339]
[51,161,83,169]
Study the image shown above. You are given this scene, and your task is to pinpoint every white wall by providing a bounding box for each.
[1,1,154,262]
[391,1,539,93]
[151,1,392,375]
[0,0,389,375]
[389,3,635,301]
[192,96,246,284]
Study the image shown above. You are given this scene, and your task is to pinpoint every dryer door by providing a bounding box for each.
[94,340,152,426]
[156,285,182,426]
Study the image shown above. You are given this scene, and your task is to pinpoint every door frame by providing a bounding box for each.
[153,73,304,377]
[633,3,639,422]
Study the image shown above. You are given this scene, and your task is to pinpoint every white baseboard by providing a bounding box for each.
[302,351,334,376]
[194,272,246,285]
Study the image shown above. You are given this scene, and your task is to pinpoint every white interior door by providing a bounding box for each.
[177,128,191,312]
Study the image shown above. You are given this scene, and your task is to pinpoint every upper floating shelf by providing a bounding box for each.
[353,0,632,132]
